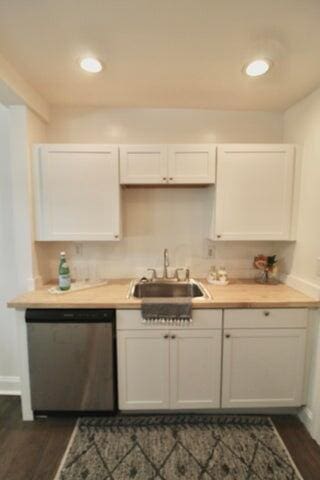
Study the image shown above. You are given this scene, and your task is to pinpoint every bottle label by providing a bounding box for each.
[59,274,71,290]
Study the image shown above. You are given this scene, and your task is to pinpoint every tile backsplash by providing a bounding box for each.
[35,187,294,284]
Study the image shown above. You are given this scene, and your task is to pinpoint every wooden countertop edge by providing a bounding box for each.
[7,300,320,309]
[7,278,320,310]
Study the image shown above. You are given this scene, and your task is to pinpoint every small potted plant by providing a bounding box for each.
[253,254,279,284]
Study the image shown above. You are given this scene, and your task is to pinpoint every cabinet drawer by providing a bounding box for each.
[224,308,308,329]
[116,309,222,330]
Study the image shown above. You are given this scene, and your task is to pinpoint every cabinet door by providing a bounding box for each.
[117,330,170,410]
[120,145,167,184]
[34,144,121,241]
[215,144,295,240]
[170,329,221,409]
[168,144,216,184]
[222,328,306,408]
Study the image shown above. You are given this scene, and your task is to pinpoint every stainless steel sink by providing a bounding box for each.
[128,279,210,299]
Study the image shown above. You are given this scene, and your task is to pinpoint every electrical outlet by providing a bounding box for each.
[205,240,215,259]
[75,243,83,256]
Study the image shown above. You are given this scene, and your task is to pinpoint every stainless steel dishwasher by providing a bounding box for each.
[26,309,116,413]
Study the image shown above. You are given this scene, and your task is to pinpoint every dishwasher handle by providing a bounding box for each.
[26,309,115,324]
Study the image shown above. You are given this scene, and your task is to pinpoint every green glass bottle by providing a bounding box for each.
[58,251,71,291]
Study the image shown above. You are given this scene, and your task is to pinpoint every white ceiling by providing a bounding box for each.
[0,0,319,111]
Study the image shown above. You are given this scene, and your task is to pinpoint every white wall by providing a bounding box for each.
[0,51,50,121]
[0,103,19,393]
[0,105,47,394]
[48,107,283,144]
[283,86,320,442]
[27,108,48,286]
[38,106,290,282]
[284,89,320,286]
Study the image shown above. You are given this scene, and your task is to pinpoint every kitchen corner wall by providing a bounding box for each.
[37,106,291,282]
[0,103,19,393]
[283,87,320,443]
[283,88,320,287]
[0,104,47,394]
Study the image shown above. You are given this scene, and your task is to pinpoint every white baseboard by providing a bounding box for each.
[299,406,314,433]
[282,274,320,300]
[0,375,21,395]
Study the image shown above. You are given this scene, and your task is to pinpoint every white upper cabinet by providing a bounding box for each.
[33,144,121,241]
[213,144,295,240]
[120,145,167,184]
[120,144,216,185]
[167,144,216,184]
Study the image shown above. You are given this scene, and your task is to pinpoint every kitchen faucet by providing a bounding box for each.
[146,249,190,281]
[163,248,170,279]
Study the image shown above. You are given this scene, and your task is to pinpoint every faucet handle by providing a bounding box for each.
[185,268,190,281]
[147,268,157,281]
[174,268,185,281]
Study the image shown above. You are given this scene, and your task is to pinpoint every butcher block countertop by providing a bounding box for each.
[7,279,320,309]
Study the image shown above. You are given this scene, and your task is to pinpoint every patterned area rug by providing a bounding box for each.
[54,415,302,480]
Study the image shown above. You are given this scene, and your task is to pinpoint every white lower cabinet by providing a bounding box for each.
[117,308,307,411]
[222,309,308,408]
[170,329,221,409]
[117,330,170,409]
[117,309,222,410]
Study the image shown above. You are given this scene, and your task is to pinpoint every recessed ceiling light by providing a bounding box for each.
[245,59,270,77]
[80,57,103,73]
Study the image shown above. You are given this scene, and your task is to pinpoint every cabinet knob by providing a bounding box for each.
[171,334,176,339]
[217,235,221,239]
[114,234,119,238]
[162,177,167,181]
[164,334,169,339]
[264,311,270,317]
[225,334,231,338]
[169,177,173,181]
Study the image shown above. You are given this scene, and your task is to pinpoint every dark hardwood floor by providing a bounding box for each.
[272,415,320,480]
[0,396,75,480]
[0,396,320,479]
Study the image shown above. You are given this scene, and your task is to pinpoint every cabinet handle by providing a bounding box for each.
[225,334,231,338]
[169,177,173,181]
[264,311,270,317]
[171,335,176,339]
[164,334,169,339]
[114,234,119,238]
[217,235,221,239]
[162,177,167,181]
